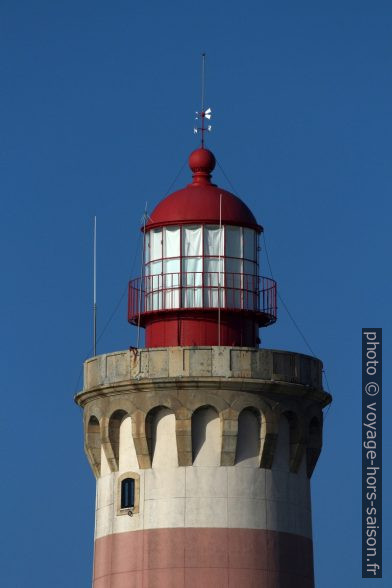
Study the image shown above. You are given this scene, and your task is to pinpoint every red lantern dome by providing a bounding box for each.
[146,149,261,231]
[128,148,277,348]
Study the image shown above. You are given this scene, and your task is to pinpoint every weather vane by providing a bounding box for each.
[193,52,212,148]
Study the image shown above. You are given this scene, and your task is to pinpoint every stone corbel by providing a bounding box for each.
[175,407,192,466]
[220,408,239,466]
[132,409,151,469]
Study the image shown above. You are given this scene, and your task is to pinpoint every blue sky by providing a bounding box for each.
[0,1,391,586]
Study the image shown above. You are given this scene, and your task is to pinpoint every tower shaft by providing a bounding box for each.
[76,346,330,587]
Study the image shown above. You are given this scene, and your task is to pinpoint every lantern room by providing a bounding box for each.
[128,147,277,348]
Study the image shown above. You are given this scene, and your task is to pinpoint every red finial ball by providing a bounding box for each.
[189,148,216,175]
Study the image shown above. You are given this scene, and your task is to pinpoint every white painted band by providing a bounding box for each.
[95,465,312,540]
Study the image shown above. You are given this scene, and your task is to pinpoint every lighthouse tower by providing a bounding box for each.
[76,144,331,587]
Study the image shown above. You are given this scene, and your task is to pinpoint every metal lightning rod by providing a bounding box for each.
[218,193,222,347]
[137,203,148,349]
[93,215,97,356]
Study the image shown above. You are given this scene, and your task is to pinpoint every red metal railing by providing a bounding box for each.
[128,272,277,326]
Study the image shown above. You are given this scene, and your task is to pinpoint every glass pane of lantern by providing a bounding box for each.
[204,225,223,256]
[182,225,202,256]
[152,291,162,310]
[183,288,202,307]
[182,257,202,308]
[165,290,180,309]
[204,258,224,308]
[164,226,180,258]
[163,258,180,309]
[243,228,256,261]
[226,288,241,309]
[243,266,257,310]
[204,258,224,286]
[144,231,150,263]
[226,258,242,288]
[244,260,256,276]
[182,257,202,285]
[226,257,242,309]
[150,229,162,261]
[150,260,162,276]
[148,261,162,310]
[145,261,161,292]
[226,226,242,259]
[164,258,180,285]
[204,288,221,308]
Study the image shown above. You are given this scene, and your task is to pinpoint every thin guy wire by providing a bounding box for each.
[159,160,188,203]
[73,232,142,395]
[216,159,239,194]
[263,231,333,398]
[217,159,327,368]
[218,158,334,405]
[262,232,317,358]
[74,160,188,394]
[217,157,319,360]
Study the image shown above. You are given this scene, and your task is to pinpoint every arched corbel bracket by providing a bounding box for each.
[175,407,192,466]
[85,415,101,478]
[220,408,238,466]
[259,409,279,469]
[131,409,151,469]
[306,413,323,478]
[101,416,117,473]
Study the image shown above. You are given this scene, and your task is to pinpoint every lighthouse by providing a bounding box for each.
[76,141,331,586]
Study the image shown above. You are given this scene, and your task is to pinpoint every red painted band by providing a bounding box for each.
[94,528,314,587]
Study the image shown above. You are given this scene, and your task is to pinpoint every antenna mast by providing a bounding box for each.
[201,53,205,121]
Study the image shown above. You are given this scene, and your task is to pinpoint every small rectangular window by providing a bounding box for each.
[121,478,135,509]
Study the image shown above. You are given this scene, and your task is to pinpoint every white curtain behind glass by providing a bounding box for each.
[163,227,180,308]
[204,257,224,307]
[225,226,257,310]
[243,228,257,310]
[204,225,223,256]
[146,260,162,311]
[145,231,150,263]
[203,226,224,308]
[144,224,258,312]
[164,226,180,257]
[182,256,202,307]
[182,225,202,307]
[183,225,202,256]
[145,229,163,311]
[150,229,162,261]
[164,257,180,309]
